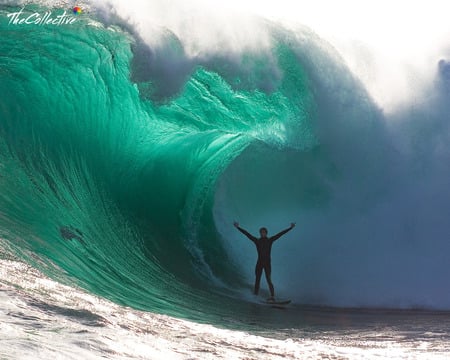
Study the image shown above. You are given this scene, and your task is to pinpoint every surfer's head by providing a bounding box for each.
[259,227,268,237]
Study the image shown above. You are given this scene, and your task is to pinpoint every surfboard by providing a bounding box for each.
[261,299,291,306]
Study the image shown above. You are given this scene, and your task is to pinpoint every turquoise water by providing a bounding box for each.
[0,4,319,324]
[2,3,450,332]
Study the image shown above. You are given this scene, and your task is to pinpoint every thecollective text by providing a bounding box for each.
[7,8,77,26]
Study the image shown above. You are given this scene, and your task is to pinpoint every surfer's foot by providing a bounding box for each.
[267,296,275,302]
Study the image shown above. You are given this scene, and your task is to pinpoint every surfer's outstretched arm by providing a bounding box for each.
[234,222,257,242]
[270,223,296,242]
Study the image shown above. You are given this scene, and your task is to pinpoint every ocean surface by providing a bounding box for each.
[1,0,450,358]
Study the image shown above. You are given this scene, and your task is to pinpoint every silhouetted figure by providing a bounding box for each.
[234,222,295,300]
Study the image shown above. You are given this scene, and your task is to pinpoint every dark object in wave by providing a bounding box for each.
[59,226,85,245]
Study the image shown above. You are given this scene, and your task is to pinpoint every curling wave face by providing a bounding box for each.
[1,2,450,327]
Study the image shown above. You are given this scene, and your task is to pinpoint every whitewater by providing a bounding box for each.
[1,0,450,358]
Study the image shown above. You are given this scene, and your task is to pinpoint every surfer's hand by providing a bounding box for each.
[233,222,239,228]
[290,222,296,229]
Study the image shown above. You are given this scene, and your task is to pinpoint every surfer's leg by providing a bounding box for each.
[254,263,263,295]
[264,264,275,298]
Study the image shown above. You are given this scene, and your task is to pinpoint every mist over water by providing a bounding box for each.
[216,57,450,308]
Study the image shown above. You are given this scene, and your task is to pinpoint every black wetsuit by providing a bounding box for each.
[236,226,293,297]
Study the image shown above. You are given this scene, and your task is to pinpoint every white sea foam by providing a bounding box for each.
[4,0,449,109]
[91,0,450,110]
[2,258,449,359]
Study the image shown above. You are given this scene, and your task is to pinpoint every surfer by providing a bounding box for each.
[233,222,295,300]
